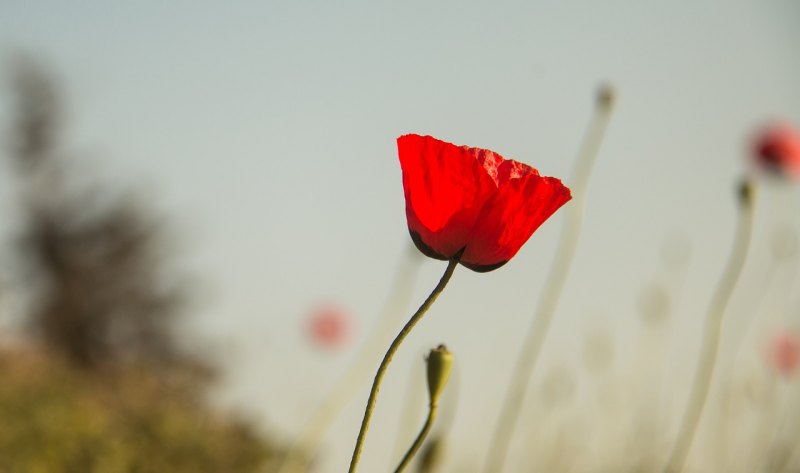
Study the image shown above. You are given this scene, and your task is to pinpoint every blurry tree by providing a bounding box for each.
[6,57,193,369]
[0,56,283,473]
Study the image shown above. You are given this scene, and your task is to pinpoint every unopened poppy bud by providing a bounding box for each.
[596,83,615,109]
[737,178,754,208]
[426,344,453,407]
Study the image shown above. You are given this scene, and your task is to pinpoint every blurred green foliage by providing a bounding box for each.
[0,347,275,473]
[0,58,286,472]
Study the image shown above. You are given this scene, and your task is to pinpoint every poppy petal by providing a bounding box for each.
[460,173,572,272]
[754,123,800,180]
[398,134,498,259]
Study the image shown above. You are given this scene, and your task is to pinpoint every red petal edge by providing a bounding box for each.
[460,175,572,271]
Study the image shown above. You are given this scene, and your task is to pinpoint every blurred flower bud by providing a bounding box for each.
[596,83,616,109]
[768,330,800,377]
[737,178,755,208]
[306,303,353,351]
[426,345,453,407]
[752,123,800,181]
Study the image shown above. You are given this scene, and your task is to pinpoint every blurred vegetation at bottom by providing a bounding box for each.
[0,346,275,473]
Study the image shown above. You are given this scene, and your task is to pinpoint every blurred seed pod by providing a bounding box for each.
[540,366,576,408]
[637,284,672,327]
[596,83,616,109]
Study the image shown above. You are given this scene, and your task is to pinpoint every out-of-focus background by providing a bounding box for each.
[0,2,799,472]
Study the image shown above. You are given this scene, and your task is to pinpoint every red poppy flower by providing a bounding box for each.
[768,330,800,377]
[753,123,800,180]
[398,134,572,272]
[307,304,353,351]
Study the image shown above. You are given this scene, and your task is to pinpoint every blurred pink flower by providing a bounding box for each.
[768,330,800,377]
[306,304,353,351]
[753,123,800,180]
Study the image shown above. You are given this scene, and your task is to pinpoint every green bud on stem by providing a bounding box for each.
[596,83,616,110]
[426,344,453,407]
[737,178,755,208]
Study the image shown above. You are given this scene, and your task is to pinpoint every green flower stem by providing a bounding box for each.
[348,258,458,473]
[391,363,429,462]
[483,85,614,473]
[393,404,438,473]
[662,180,756,473]
[277,247,421,473]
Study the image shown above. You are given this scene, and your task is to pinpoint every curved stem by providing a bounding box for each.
[392,362,428,461]
[662,181,756,473]
[394,404,438,473]
[348,258,458,473]
[483,87,614,473]
[277,246,421,473]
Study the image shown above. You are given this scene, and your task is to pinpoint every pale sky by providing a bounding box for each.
[1,2,800,471]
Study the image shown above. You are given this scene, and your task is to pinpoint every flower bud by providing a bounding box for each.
[426,344,453,407]
[737,178,755,208]
[596,83,616,110]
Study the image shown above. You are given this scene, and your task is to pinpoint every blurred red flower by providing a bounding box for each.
[753,123,800,180]
[769,330,800,377]
[307,304,353,351]
[398,134,571,272]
